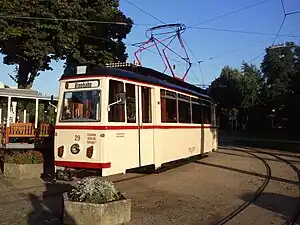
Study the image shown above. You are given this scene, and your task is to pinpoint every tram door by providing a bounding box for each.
[137,86,154,167]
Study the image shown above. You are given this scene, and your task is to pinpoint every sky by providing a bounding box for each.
[0,0,299,96]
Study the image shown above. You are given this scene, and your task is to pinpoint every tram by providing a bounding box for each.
[53,62,218,178]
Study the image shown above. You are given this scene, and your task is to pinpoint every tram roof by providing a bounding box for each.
[61,63,213,101]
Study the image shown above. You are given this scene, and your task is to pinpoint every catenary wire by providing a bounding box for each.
[188,0,272,28]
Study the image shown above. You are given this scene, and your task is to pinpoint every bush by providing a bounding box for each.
[4,150,44,164]
[68,177,123,204]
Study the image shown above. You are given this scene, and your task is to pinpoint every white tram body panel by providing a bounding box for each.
[54,64,218,177]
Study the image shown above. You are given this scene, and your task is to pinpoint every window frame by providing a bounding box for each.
[108,79,126,123]
[160,89,178,123]
[59,89,101,123]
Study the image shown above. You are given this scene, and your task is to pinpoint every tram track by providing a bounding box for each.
[214,147,271,225]
[217,146,300,225]
[244,147,300,225]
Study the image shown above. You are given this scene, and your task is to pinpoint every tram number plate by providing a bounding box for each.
[75,135,80,141]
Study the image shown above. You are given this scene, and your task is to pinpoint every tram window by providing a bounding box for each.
[160,89,177,123]
[60,90,100,122]
[192,103,202,124]
[211,104,216,126]
[126,83,136,123]
[178,94,191,123]
[142,87,152,123]
[108,80,125,122]
[202,102,212,124]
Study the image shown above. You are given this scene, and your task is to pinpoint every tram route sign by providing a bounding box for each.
[66,80,100,89]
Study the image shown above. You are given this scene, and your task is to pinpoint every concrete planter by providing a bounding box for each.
[63,192,131,225]
[4,163,43,178]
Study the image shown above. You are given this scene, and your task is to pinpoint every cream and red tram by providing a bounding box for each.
[54,63,217,179]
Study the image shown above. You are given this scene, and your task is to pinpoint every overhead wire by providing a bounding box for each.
[181,38,204,85]
[246,0,300,63]
[1,0,298,77]
[286,10,300,16]
[122,0,204,84]
[188,0,272,28]
[0,14,153,26]
[192,38,271,64]
[122,0,166,24]
[189,27,300,37]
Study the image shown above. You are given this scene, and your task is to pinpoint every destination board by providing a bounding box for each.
[66,80,100,89]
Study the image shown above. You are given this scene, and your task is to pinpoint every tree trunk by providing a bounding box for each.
[17,61,33,89]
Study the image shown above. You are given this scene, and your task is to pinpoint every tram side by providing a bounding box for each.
[54,74,217,178]
[151,87,218,169]
[95,77,217,176]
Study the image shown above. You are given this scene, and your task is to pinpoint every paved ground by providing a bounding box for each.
[0,146,300,225]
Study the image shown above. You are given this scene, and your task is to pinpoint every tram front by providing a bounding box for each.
[53,70,107,180]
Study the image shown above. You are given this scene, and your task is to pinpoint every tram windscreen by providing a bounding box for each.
[60,90,100,122]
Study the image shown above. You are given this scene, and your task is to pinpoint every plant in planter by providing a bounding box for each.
[63,176,131,225]
[4,150,44,178]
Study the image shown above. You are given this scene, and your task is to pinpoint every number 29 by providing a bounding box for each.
[75,135,80,141]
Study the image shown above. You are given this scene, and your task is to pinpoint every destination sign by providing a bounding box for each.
[66,80,100,89]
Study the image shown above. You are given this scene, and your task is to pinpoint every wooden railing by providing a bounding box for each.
[5,123,52,144]
[8,123,35,137]
[38,123,51,137]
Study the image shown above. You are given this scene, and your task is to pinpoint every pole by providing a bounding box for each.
[6,96,11,127]
[35,99,39,128]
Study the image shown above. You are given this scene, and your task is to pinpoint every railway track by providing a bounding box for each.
[217,146,300,225]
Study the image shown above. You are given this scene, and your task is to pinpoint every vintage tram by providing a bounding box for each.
[53,63,218,179]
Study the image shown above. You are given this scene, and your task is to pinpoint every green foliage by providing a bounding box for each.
[209,63,261,111]
[210,41,300,131]
[261,42,297,110]
[68,177,122,204]
[4,150,44,164]
[0,0,133,88]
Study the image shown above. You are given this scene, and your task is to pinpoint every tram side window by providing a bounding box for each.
[126,83,136,123]
[160,89,177,123]
[203,102,212,124]
[178,94,191,123]
[192,100,202,124]
[211,104,216,126]
[108,80,125,122]
[142,87,152,123]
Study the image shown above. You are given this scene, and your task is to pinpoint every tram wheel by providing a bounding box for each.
[56,169,65,180]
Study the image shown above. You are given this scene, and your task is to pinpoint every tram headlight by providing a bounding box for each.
[70,143,80,154]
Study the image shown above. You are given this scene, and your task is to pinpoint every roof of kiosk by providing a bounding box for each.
[0,81,58,101]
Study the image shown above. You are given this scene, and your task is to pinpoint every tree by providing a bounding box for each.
[239,62,262,110]
[0,0,133,89]
[209,66,242,110]
[209,63,262,130]
[261,42,298,128]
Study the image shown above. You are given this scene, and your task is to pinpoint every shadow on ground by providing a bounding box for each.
[240,192,300,223]
[219,141,300,159]
[27,182,77,225]
[194,160,298,186]
[215,149,300,164]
